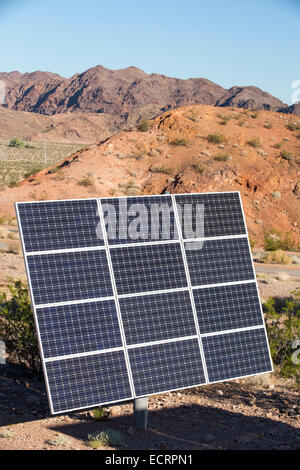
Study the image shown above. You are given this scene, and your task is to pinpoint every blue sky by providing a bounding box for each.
[0,0,299,104]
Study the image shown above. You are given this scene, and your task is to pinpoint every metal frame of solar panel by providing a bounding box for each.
[15,192,273,414]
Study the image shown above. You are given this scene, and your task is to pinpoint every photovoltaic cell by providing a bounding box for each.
[119,290,196,345]
[110,243,188,295]
[175,192,246,238]
[193,282,263,334]
[36,300,122,359]
[46,351,132,413]
[27,250,113,305]
[17,199,103,252]
[128,339,206,397]
[202,328,272,383]
[185,238,254,286]
[102,195,178,245]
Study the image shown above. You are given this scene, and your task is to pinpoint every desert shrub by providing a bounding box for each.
[218,115,230,126]
[24,165,43,178]
[280,150,293,162]
[264,291,300,384]
[170,137,189,146]
[249,236,256,252]
[9,179,18,188]
[286,122,300,132]
[264,229,298,252]
[8,138,24,148]
[0,280,41,374]
[190,162,205,174]
[78,175,94,187]
[251,112,259,119]
[24,144,36,149]
[91,407,111,422]
[207,133,225,144]
[273,142,282,149]
[46,436,71,447]
[137,119,151,132]
[261,250,292,265]
[247,138,261,148]
[0,430,13,439]
[88,429,124,448]
[214,154,229,162]
[118,180,139,196]
[264,122,273,129]
[186,109,198,122]
[149,165,173,175]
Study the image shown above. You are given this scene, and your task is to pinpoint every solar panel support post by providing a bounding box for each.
[134,397,148,431]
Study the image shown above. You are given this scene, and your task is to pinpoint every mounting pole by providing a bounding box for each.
[134,397,148,430]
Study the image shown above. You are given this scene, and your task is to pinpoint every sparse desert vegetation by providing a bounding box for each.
[0,139,84,189]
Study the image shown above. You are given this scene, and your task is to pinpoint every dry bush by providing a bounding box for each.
[261,250,292,265]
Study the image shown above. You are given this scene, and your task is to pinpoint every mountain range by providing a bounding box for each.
[0,65,298,126]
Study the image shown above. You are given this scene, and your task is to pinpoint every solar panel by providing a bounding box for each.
[16,192,273,414]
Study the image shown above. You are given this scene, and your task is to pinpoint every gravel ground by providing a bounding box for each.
[0,363,299,450]
[257,277,300,302]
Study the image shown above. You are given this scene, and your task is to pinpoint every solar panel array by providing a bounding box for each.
[16,192,272,414]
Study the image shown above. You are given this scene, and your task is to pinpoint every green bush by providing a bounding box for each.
[8,138,24,148]
[91,407,111,422]
[264,291,300,384]
[264,228,299,252]
[0,280,41,374]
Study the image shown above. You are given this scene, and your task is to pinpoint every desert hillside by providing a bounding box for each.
[0,107,120,144]
[1,104,299,246]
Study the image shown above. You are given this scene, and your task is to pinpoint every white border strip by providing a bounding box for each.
[200,324,264,338]
[126,335,198,349]
[16,190,241,205]
[35,296,115,309]
[34,279,257,309]
[25,234,248,256]
[42,324,268,363]
[97,199,136,398]
[26,245,106,256]
[171,194,209,384]
[44,346,124,363]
